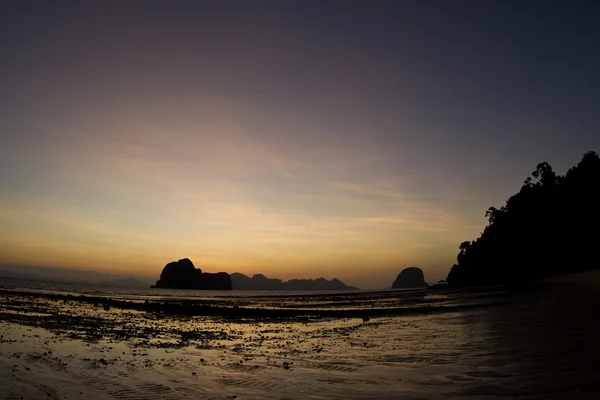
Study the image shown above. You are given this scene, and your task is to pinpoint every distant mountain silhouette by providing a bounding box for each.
[283,277,358,291]
[231,273,282,290]
[97,277,149,289]
[152,258,231,290]
[230,273,358,290]
[0,264,153,286]
[446,151,600,287]
[391,267,427,289]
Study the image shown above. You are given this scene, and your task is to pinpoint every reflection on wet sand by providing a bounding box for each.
[1,273,600,399]
[462,274,600,398]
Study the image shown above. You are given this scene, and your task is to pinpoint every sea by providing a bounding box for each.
[0,275,384,299]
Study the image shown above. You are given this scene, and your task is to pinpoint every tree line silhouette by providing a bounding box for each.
[446,151,600,286]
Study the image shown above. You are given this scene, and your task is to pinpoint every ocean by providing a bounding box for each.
[0,276,373,299]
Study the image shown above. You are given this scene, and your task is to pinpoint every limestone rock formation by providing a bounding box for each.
[391,267,427,289]
[282,277,356,291]
[230,273,283,290]
[152,258,232,290]
[230,273,358,290]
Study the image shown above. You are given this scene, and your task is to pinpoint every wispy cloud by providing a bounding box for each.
[0,96,485,284]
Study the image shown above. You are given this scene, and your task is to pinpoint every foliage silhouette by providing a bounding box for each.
[446,151,600,286]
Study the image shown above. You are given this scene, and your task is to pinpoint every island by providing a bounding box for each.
[152,258,232,290]
[391,267,427,289]
[230,273,358,291]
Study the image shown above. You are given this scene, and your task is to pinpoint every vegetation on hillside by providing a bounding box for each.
[446,151,600,286]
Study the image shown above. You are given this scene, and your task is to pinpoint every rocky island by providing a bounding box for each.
[391,267,428,289]
[152,258,232,290]
[231,273,358,291]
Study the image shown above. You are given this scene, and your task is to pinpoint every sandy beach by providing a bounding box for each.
[2,275,600,400]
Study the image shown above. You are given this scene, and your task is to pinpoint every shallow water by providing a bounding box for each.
[0,276,376,299]
[2,273,600,399]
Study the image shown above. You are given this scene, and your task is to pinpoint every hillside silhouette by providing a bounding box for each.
[446,151,600,286]
[230,273,358,291]
[391,267,427,289]
[152,258,232,290]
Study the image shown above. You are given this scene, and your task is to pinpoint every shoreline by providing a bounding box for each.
[0,286,508,321]
[3,275,600,399]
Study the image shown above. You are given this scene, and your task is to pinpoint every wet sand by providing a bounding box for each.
[2,274,600,399]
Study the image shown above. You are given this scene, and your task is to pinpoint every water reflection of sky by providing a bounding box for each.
[460,275,600,397]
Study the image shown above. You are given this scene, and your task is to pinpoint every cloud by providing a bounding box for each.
[0,96,485,284]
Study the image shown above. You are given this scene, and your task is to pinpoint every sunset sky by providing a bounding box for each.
[2,1,600,288]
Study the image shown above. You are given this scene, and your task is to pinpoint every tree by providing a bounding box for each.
[532,162,557,186]
[445,150,600,287]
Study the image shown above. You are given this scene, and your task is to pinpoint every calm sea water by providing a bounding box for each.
[0,276,376,299]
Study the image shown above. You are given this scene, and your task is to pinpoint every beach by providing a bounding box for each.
[2,274,600,399]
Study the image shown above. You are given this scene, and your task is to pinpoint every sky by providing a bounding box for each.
[1,1,600,288]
